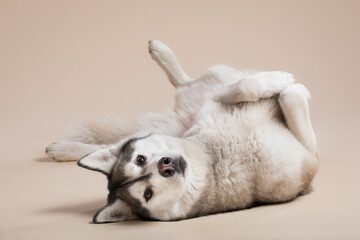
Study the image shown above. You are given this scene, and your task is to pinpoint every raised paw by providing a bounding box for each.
[148,39,191,88]
[148,39,171,61]
[239,71,296,99]
[214,71,296,104]
[279,83,311,103]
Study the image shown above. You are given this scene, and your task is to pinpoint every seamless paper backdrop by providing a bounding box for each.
[0,1,359,239]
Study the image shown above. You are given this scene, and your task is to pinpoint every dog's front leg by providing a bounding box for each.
[214,71,295,104]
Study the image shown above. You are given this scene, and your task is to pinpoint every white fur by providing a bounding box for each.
[46,40,319,222]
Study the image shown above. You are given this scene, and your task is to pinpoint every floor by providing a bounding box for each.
[1,1,360,239]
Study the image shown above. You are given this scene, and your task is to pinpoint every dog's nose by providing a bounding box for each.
[158,157,175,178]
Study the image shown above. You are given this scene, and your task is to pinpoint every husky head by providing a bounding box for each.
[78,134,207,223]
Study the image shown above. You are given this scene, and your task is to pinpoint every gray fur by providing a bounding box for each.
[46,40,319,223]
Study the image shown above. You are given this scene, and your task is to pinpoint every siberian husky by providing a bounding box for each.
[46,40,319,223]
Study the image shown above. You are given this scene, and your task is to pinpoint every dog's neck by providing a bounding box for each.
[162,135,243,220]
[159,137,211,220]
[184,134,247,218]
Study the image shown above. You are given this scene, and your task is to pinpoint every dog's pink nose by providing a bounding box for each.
[158,157,175,178]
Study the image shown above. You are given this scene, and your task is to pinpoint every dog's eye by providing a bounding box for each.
[143,188,153,202]
[136,155,146,166]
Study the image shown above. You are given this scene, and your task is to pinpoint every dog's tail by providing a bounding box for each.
[67,111,186,145]
[68,116,135,145]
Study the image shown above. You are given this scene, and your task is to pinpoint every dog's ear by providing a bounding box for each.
[77,149,117,175]
[93,199,137,223]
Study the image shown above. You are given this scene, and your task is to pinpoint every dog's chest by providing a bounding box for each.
[186,98,283,210]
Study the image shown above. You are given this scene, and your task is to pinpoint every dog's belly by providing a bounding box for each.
[186,98,306,212]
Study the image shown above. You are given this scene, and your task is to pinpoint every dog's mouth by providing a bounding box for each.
[178,156,187,176]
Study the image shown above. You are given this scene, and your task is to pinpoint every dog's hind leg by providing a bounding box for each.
[214,71,295,104]
[278,84,319,194]
[278,84,317,154]
[215,71,317,153]
[46,141,109,161]
[148,40,192,88]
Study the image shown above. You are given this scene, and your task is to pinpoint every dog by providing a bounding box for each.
[46,40,319,223]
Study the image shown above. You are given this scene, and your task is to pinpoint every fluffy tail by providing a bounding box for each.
[68,116,135,144]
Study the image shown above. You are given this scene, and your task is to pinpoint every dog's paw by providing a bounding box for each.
[148,39,166,53]
[280,83,311,102]
[45,141,81,162]
[148,39,171,63]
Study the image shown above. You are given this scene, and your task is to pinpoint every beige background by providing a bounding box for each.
[1,0,360,239]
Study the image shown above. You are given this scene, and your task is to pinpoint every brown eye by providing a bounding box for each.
[136,155,146,166]
[143,188,153,202]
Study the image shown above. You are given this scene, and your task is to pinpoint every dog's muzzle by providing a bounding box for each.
[158,157,186,178]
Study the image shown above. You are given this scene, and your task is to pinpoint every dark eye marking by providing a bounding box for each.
[136,155,146,166]
[118,134,153,162]
[143,187,153,202]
